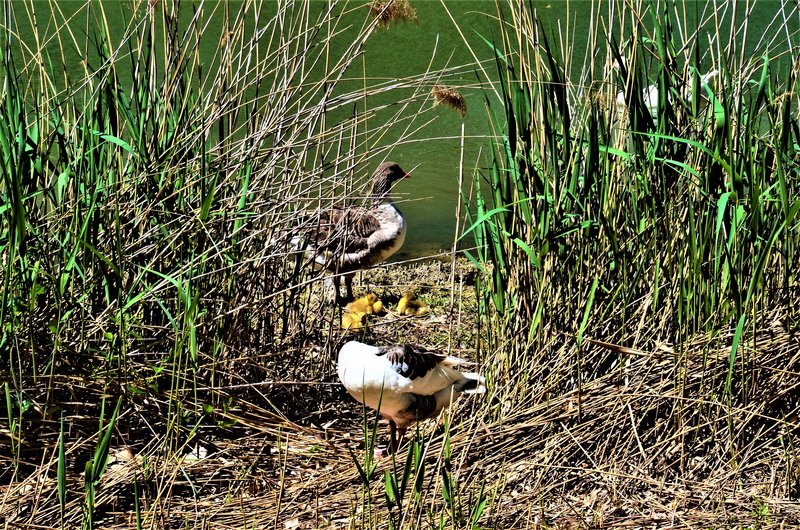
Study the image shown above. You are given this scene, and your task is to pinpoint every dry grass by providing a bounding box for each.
[369,0,419,28]
[3,262,799,528]
[432,85,467,118]
[2,1,799,528]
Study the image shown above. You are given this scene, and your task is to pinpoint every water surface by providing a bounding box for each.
[8,1,796,258]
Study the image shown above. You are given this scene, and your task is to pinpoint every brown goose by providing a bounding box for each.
[337,340,485,457]
[291,162,410,303]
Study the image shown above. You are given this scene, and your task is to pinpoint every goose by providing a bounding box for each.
[289,162,410,303]
[616,70,719,119]
[337,340,485,456]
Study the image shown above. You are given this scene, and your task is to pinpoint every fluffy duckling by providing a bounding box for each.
[346,293,385,315]
[342,311,368,330]
[372,299,384,314]
[397,291,430,317]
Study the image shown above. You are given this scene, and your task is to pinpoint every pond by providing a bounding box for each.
[8,0,795,258]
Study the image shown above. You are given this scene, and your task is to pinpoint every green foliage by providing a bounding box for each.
[0,0,438,526]
[58,416,67,521]
[383,431,425,530]
[466,1,800,409]
[456,7,800,523]
[2,0,799,526]
[83,396,122,529]
[365,419,491,530]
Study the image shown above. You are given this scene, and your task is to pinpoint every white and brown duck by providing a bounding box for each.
[290,162,410,303]
[337,340,485,457]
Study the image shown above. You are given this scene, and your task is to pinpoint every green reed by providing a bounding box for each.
[465,1,799,407]
[0,1,440,526]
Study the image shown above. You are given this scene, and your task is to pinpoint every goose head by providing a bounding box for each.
[370,162,409,201]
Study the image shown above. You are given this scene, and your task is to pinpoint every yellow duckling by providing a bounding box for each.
[396,291,430,317]
[342,311,368,330]
[346,293,385,315]
[372,299,384,314]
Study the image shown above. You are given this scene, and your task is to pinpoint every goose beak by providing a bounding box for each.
[404,164,420,179]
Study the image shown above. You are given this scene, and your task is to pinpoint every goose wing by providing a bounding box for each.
[313,206,382,254]
[380,345,445,379]
[337,341,481,427]
[379,345,467,395]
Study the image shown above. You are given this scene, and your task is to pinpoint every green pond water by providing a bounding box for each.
[8,1,797,259]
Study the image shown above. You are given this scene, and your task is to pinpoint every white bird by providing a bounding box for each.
[610,57,718,120]
[337,340,485,456]
[287,162,410,303]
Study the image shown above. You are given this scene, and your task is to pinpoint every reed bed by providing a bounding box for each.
[5,316,798,527]
[2,0,800,528]
[457,0,800,526]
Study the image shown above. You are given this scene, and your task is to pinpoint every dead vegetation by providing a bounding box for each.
[3,259,799,528]
[3,1,800,528]
[368,0,419,28]
[432,85,467,118]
